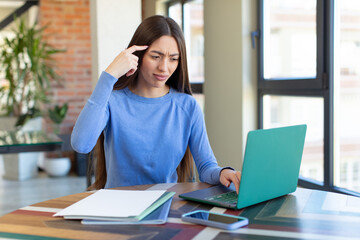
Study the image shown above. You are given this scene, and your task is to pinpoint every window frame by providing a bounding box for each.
[166,0,203,94]
[258,0,325,90]
[258,0,360,197]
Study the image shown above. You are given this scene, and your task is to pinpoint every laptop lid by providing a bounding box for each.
[236,124,307,209]
[179,124,307,209]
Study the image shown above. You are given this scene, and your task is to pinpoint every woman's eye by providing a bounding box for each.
[151,55,160,59]
[171,58,179,61]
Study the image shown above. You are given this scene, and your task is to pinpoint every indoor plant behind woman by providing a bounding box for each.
[44,103,71,177]
[0,16,64,180]
[0,16,64,129]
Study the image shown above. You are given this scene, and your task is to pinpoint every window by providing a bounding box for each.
[333,0,360,193]
[167,0,204,109]
[258,0,360,196]
[263,0,317,79]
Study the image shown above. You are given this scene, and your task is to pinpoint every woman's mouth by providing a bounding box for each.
[154,74,168,81]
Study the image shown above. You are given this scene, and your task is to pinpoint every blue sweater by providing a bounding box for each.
[71,71,223,188]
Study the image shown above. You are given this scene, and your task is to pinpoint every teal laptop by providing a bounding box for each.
[179,124,307,209]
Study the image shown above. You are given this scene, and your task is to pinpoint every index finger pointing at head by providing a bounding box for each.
[128,45,148,53]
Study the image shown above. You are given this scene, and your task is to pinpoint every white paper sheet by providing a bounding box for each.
[54,189,166,219]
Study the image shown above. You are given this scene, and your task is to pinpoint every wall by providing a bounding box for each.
[143,0,167,18]
[204,0,257,170]
[90,0,141,87]
[39,0,92,134]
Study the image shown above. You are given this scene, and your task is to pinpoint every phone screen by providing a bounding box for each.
[185,211,242,224]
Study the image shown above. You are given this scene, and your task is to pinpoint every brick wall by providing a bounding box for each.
[38,0,92,134]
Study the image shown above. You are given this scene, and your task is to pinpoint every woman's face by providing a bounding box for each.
[137,35,180,93]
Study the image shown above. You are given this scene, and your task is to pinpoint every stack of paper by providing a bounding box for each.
[54,189,175,224]
[81,197,173,225]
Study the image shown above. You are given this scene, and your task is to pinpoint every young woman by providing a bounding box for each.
[71,15,241,191]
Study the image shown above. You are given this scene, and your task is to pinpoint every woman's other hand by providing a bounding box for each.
[105,45,148,79]
[220,169,241,194]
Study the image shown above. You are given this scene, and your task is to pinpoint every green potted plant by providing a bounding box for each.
[0,17,64,180]
[44,103,71,177]
[0,16,64,129]
[48,103,68,135]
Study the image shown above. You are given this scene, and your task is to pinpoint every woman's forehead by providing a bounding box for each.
[148,36,179,55]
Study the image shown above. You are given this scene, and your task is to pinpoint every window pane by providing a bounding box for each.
[168,1,205,110]
[263,0,317,79]
[168,3,182,29]
[263,95,324,182]
[334,0,360,192]
[184,0,204,84]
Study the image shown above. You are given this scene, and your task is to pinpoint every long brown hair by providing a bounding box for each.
[88,15,194,190]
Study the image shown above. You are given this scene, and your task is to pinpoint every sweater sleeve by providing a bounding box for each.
[71,71,118,153]
[188,101,222,185]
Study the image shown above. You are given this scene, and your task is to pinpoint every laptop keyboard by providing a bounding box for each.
[206,191,238,204]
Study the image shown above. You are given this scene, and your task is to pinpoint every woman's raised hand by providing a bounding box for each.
[105,45,148,79]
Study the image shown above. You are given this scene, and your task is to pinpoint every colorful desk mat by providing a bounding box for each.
[0,187,360,240]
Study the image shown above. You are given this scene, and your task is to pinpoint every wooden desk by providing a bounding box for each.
[1,183,360,240]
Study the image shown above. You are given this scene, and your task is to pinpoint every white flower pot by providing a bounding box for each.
[2,153,39,180]
[44,157,71,177]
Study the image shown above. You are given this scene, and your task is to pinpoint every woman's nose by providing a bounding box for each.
[158,59,168,71]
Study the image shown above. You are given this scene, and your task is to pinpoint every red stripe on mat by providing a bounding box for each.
[11,209,55,217]
[224,209,244,216]
[164,222,205,240]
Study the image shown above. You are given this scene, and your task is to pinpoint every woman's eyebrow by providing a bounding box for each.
[150,50,179,56]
